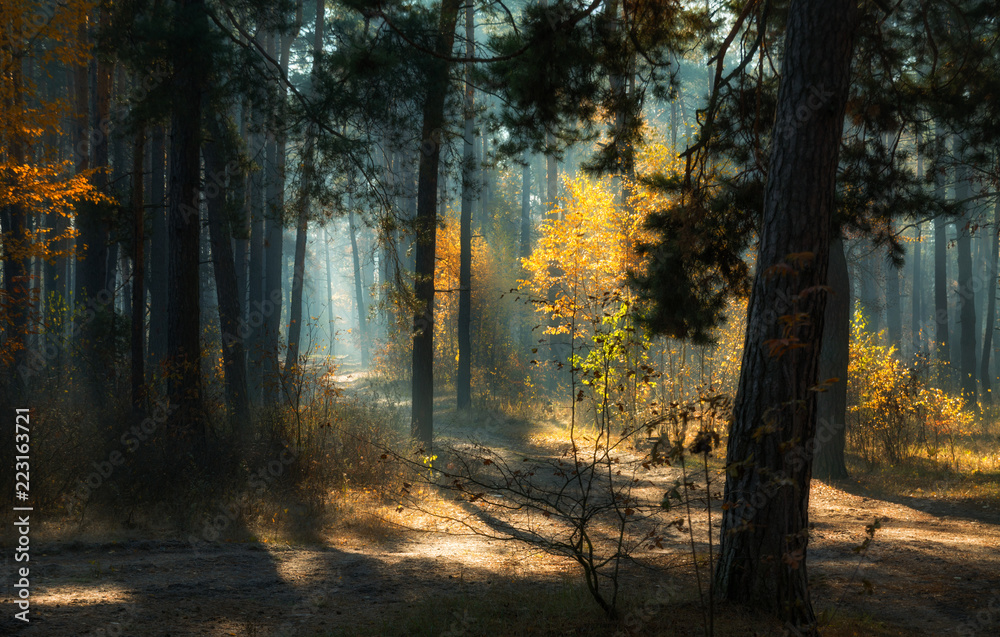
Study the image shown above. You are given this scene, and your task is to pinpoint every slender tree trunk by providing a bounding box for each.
[131,128,146,419]
[204,119,251,427]
[457,1,475,409]
[148,126,168,374]
[349,207,369,367]
[714,0,857,631]
[954,157,978,409]
[981,195,1000,406]
[912,224,923,356]
[166,0,208,438]
[247,102,266,404]
[814,235,850,480]
[886,255,902,348]
[5,50,30,395]
[324,226,336,359]
[285,0,322,377]
[933,124,950,369]
[411,0,463,446]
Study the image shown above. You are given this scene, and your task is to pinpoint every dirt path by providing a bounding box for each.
[3,413,999,636]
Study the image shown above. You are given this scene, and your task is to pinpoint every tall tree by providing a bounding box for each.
[411,0,463,446]
[285,0,324,378]
[204,117,251,427]
[457,1,475,410]
[166,0,209,438]
[714,0,858,632]
[954,153,978,408]
[933,124,950,369]
[814,235,850,480]
[982,194,1000,405]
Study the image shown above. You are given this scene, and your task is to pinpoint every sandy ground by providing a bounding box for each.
[3,414,999,637]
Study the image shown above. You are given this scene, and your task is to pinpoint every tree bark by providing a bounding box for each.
[411,0,463,446]
[981,194,1000,406]
[131,128,146,420]
[886,248,902,349]
[814,235,850,481]
[349,206,370,367]
[166,0,207,438]
[285,0,322,378]
[204,120,251,427]
[148,126,168,374]
[324,226,336,359]
[954,157,978,409]
[714,0,857,631]
[933,124,950,370]
[457,1,475,410]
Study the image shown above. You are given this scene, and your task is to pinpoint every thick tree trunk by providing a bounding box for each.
[411,0,463,446]
[981,195,1000,406]
[204,121,251,427]
[954,159,978,409]
[166,0,207,438]
[814,235,850,481]
[457,2,475,410]
[714,0,857,631]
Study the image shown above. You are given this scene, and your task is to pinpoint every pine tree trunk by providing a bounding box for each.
[411,0,463,446]
[349,206,370,367]
[247,101,266,405]
[204,121,251,427]
[131,128,146,420]
[912,224,923,356]
[814,235,850,481]
[457,1,475,410]
[148,126,168,374]
[981,195,1000,406]
[714,0,857,631]
[954,157,978,409]
[933,124,951,369]
[166,0,207,438]
[285,0,322,378]
[324,226,336,359]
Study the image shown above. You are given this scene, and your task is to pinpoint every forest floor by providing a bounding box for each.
[4,398,1000,637]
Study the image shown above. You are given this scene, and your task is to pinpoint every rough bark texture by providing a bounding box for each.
[411,0,463,446]
[814,236,850,481]
[457,2,475,410]
[714,0,857,631]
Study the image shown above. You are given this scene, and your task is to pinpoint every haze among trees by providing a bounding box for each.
[2,1,1000,636]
